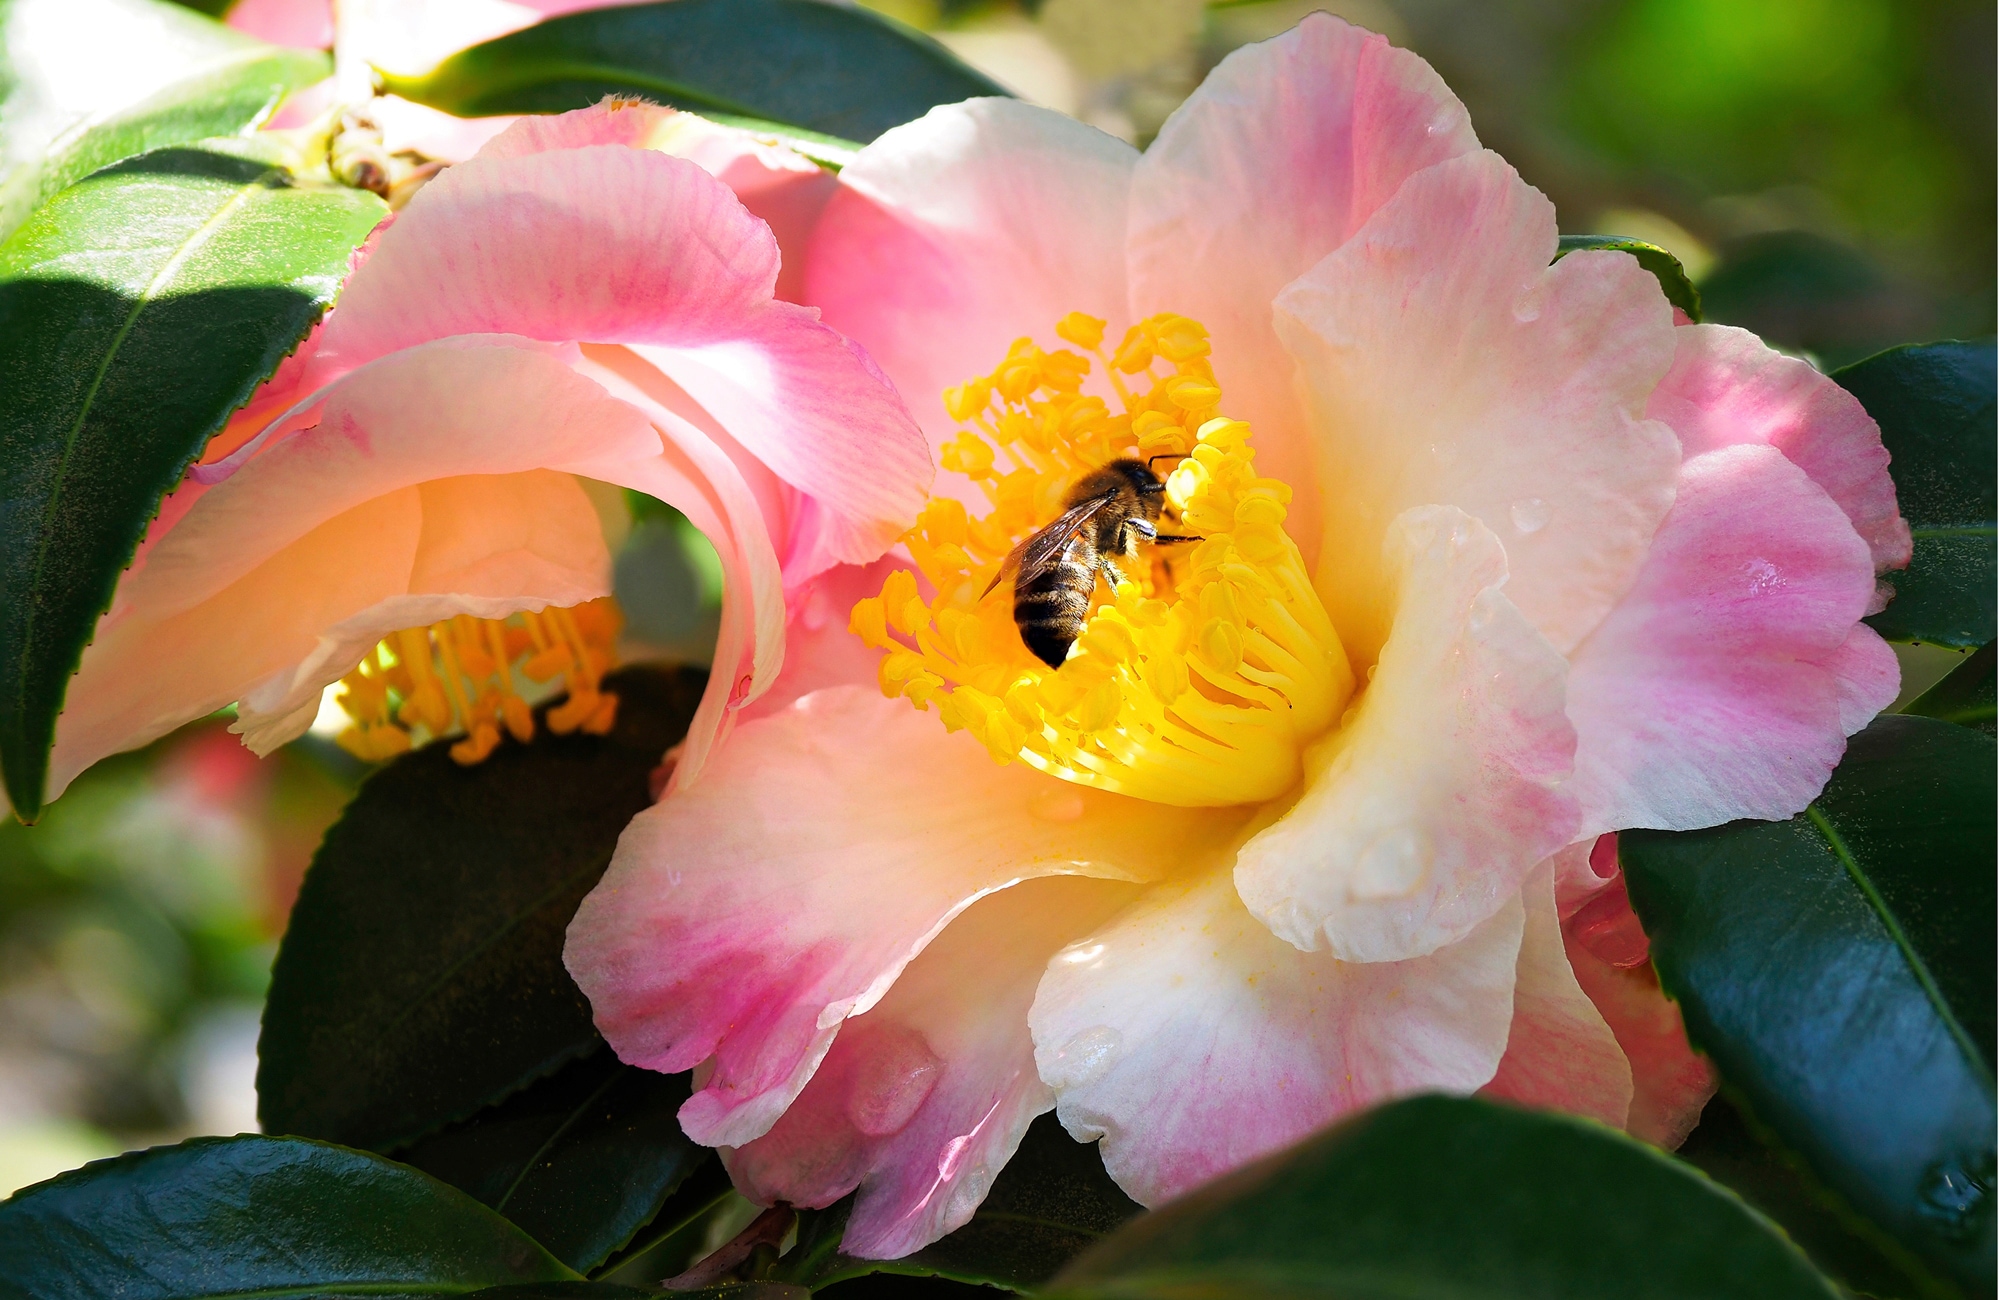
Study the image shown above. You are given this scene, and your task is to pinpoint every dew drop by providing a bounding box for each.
[1030,787,1086,823]
[846,1026,943,1137]
[1044,1025,1122,1090]
[1425,103,1461,137]
[1510,497,1551,535]
[1351,827,1427,900]
[1740,557,1785,595]
[1918,1152,1994,1241]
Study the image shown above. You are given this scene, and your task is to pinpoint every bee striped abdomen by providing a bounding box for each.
[1015,541,1097,668]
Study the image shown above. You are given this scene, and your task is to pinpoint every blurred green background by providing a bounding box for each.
[3,0,1989,1196]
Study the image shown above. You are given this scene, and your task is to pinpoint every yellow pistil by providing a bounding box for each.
[334,597,623,764]
[851,314,1353,807]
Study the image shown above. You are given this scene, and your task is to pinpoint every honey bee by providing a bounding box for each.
[985,457,1200,668]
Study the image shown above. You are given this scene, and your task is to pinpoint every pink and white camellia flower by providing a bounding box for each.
[19,98,926,812]
[564,15,1908,1261]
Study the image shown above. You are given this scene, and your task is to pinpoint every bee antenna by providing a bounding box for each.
[1147,452,1191,469]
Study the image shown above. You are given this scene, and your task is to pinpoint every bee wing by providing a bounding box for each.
[980,491,1121,599]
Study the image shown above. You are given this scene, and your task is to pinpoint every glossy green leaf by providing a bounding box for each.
[0,0,319,234]
[0,1134,577,1298]
[378,0,1008,142]
[1682,1090,1955,1300]
[7,46,329,241]
[1043,1095,1838,1300]
[1903,642,1996,735]
[258,666,704,1150]
[1835,341,1997,647]
[1556,233,1703,320]
[1623,714,1996,1295]
[0,138,385,819]
[782,1115,1140,1293]
[397,1045,718,1273]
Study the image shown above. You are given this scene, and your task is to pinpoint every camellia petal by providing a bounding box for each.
[308,143,929,579]
[1275,148,1681,659]
[564,685,1244,1149]
[727,874,1140,1259]
[49,339,655,800]
[1648,323,1911,573]
[1479,863,1633,1129]
[803,99,1138,470]
[1130,12,1480,565]
[1233,506,1577,963]
[1566,444,1887,835]
[1563,856,1718,1146]
[1030,866,1524,1207]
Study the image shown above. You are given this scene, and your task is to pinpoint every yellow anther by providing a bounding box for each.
[881,569,930,635]
[1165,375,1221,411]
[944,380,991,422]
[940,432,996,478]
[850,597,890,648]
[334,598,622,765]
[1056,311,1106,350]
[855,313,1353,806]
[1150,315,1211,363]
[1110,327,1154,374]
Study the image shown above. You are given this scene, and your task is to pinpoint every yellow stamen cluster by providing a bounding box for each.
[851,313,1352,807]
[335,599,622,764]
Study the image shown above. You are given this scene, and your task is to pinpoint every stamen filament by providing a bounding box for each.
[334,597,623,765]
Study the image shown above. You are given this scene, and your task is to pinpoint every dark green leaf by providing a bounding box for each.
[1623,714,1996,1295]
[1682,1090,1955,1300]
[1556,233,1703,320]
[782,1115,1140,1293]
[0,138,385,819]
[378,0,1009,142]
[466,1280,804,1288]
[1043,1095,1838,1300]
[258,666,705,1150]
[0,1134,577,1298]
[397,1045,718,1273]
[464,1280,684,1288]
[7,46,330,241]
[1903,642,1995,735]
[1834,341,1997,648]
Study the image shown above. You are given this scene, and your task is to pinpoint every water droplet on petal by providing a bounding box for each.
[1045,1025,1122,1090]
[1030,787,1086,823]
[1510,497,1551,535]
[1351,827,1427,900]
[1426,103,1461,137]
[846,1026,942,1137]
[1741,557,1785,595]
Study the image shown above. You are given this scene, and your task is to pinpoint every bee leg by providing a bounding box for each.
[1152,533,1204,544]
[1101,556,1136,589]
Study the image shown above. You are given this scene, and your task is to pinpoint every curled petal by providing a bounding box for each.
[1649,323,1910,573]
[1131,10,1480,564]
[564,685,1241,1148]
[1563,857,1718,1147]
[312,143,928,576]
[1567,444,1889,835]
[728,874,1139,1259]
[1276,149,1680,658]
[51,339,658,801]
[1479,863,1633,1129]
[1235,505,1577,963]
[1030,867,1523,1206]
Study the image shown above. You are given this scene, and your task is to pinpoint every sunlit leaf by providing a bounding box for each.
[0,138,385,819]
